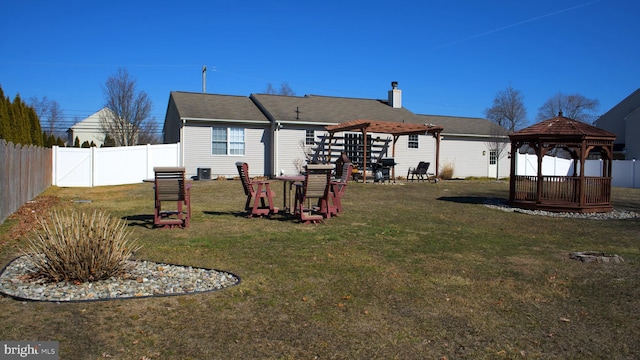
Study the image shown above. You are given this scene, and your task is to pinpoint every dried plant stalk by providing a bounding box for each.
[23,210,141,283]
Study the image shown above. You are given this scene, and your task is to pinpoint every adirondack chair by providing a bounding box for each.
[327,162,353,216]
[407,161,430,182]
[236,162,278,217]
[153,167,191,228]
[294,164,333,224]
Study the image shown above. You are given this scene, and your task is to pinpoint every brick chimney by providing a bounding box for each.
[388,81,402,108]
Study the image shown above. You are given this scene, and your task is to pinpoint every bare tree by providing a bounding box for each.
[536,92,600,123]
[264,82,296,96]
[29,96,65,137]
[279,82,295,96]
[137,119,162,144]
[484,86,528,132]
[100,68,153,146]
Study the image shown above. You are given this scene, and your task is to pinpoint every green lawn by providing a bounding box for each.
[1,180,639,359]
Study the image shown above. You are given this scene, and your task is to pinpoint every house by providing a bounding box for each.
[67,107,142,147]
[162,83,510,179]
[594,88,640,160]
[67,108,114,147]
[163,92,272,177]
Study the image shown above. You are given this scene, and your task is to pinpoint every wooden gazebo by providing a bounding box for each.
[325,120,444,181]
[508,112,616,213]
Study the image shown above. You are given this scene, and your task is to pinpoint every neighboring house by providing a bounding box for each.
[162,83,510,179]
[594,88,640,160]
[163,92,272,177]
[419,115,510,179]
[67,108,113,147]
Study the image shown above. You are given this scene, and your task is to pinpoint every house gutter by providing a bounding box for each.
[277,120,335,127]
[181,117,270,125]
[442,133,509,139]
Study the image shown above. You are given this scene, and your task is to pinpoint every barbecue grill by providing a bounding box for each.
[373,158,396,182]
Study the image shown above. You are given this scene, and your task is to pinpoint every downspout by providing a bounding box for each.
[180,118,186,167]
[274,122,280,177]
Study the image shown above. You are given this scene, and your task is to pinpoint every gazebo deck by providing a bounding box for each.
[510,175,612,213]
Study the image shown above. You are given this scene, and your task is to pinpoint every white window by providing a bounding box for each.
[489,150,497,165]
[408,134,419,149]
[305,130,315,145]
[212,127,245,155]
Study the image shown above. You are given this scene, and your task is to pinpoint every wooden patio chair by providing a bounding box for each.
[327,162,353,216]
[294,164,334,224]
[153,167,191,228]
[236,162,278,218]
[407,161,430,182]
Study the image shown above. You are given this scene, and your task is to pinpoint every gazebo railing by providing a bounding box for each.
[513,176,611,205]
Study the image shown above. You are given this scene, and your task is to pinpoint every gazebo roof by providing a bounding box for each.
[325,119,443,136]
[510,113,616,140]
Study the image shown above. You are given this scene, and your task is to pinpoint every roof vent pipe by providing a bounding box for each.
[202,65,206,93]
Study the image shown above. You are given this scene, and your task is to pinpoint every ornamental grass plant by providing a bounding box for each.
[23,210,140,283]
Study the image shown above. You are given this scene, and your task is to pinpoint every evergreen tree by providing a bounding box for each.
[74,136,80,147]
[0,86,10,140]
[0,85,46,146]
[28,106,43,146]
[81,140,90,148]
[12,95,30,145]
[47,133,57,147]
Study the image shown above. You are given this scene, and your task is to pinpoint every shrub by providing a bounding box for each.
[23,210,140,283]
[440,162,455,180]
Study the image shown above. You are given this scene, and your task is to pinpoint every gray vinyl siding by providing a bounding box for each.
[440,136,510,178]
[275,128,318,176]
[391,134,437,177]
[183,123,270,178]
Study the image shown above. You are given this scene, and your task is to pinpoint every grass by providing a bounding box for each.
[1,179,639,359]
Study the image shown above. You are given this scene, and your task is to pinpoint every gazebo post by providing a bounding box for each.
[509,141,518,203]
[536,143,543,205]
[579,142,586,207]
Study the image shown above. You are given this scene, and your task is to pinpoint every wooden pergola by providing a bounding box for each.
[508,113,616,213]
[325,119,444,181]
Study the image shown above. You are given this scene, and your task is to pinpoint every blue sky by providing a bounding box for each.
[1,0,638,131]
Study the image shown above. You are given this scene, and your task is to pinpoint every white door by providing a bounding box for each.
[488,150,498,179]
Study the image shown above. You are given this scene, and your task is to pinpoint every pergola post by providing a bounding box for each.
[435,131,441,179]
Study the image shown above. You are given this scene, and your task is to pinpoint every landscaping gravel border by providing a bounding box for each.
[0,256,240,303]
[484,198,640,220]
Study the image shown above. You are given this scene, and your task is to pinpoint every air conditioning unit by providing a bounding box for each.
[197,167,211,180]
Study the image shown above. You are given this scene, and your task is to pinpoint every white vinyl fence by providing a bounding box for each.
[52,143,181,187]
[516,153,640,188]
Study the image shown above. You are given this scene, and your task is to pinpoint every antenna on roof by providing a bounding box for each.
[202,65,206,93]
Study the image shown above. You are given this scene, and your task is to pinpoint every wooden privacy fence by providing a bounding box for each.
[0,140,52,224]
